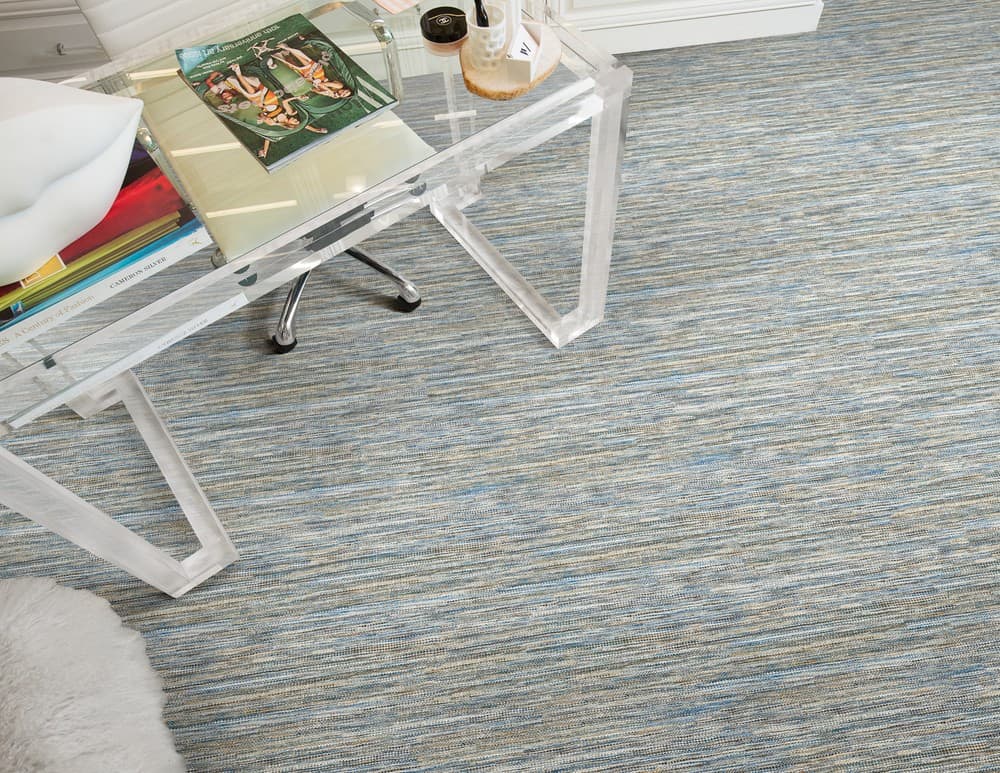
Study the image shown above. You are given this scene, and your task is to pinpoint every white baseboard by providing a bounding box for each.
[558,0,824,54]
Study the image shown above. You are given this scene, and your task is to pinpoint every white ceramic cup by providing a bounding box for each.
[466,4,507,71]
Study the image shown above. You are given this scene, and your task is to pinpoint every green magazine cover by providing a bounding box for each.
[176,14,398,172]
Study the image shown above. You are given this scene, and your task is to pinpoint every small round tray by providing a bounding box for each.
[460,23,562,101]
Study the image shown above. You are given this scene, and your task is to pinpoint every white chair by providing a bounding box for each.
[75,0,422,352]
[75,0,249,59]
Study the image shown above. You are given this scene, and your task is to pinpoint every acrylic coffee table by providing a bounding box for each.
[0,0,631,596]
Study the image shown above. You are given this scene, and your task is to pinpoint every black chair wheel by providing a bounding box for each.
[393,296,422,313]
[271,335,298,354]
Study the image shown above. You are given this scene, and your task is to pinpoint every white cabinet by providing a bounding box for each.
[0,0,107,79]
[547,0,824,53]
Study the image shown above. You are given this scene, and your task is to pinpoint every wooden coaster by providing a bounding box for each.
[460,23,562,101]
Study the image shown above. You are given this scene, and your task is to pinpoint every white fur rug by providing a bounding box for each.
[0,578,185,772]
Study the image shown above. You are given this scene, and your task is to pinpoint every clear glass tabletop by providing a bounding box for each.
[0,0,629,431]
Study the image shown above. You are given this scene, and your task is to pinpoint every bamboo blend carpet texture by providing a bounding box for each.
[1,0,998,768]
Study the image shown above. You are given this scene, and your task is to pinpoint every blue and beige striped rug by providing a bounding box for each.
[1,0,998,768]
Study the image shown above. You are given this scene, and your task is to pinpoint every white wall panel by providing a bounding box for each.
[0,0,824,80]
[551,0,823,53]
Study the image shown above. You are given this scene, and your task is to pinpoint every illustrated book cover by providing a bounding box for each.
[176,13,398,172]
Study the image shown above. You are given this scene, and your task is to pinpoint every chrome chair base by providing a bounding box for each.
[271,247,421,353]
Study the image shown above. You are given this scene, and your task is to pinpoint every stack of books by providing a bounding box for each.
[0,144,202,346]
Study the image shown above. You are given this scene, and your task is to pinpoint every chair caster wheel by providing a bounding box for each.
[271,335,298,354]
[393,296,421,313]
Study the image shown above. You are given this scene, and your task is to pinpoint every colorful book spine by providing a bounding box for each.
[0,137,207,354]
[60,167,187,261]
[0,168,190,312]
[0,220,210,355]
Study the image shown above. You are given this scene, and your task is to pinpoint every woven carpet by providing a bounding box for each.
[1,0,998,768]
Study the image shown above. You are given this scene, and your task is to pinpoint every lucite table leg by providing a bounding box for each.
[0,370,236,597]
[565,80,631,340]
[431,74,631,348]
[431,201,566,343]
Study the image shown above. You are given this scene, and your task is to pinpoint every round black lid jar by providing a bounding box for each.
[420,7,469,47]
